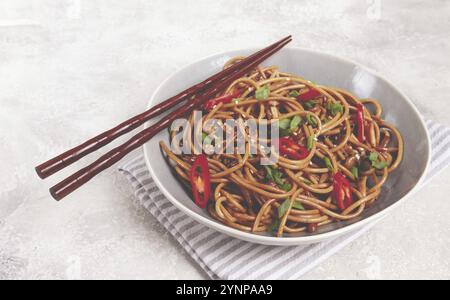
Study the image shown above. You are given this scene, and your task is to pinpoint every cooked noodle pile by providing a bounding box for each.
[160,57,403,237]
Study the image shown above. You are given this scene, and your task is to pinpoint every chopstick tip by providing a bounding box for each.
[35,166,46,179]
[49,187,63,201]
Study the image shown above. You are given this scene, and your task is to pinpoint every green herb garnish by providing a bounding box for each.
[368,152,388,169]
[324,157,333,171]
[290,115,302,131]
[328,102,343,116]
[264,165,274,180]
[292,201,305,210]
[288,90,300,98]
[276,119,293,136]
[372,160,387,169]
[304,100,316,109]
[369,152,378,161]
[264,165,292,192]
[278,118,291,130]
[202,132,212,145]
[255,85,270,100]
[307,135,314,151]
[279,182,292,192]
[278,199,291,218]
[351,166,359,179]
[305,114,317,127]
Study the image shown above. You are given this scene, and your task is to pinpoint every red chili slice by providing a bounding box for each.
[203,90,241,111]
[356,103,365,143]
[277,137,309,160]
[297,88,321,101]
[189,154,211,208]
[332,172,353,211]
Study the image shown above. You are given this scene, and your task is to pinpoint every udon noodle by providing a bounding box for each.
[160,57,404,237]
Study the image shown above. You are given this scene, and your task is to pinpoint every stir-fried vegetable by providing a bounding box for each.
[332,172,353,211]
[189,154,211,208]
[264,165,292,191]
[355,103,365,143]
[327,102,343,116]
[323,157,333,171]
[255,85,270,100]
[278,137,309,160]
[369,152,388,169]
[297,88,321,101]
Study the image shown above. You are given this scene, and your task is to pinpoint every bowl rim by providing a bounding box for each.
[143,46,431,246]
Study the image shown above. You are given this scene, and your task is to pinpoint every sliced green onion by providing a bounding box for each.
[368,152,387,169]
[264,165,274,182]
[288,90,300,98]
[265,165,291,191]
[292,201,305,210]
[329,102,343,116]
[202,132,212,145]
[290,115,302,130]
[372,160,387,169]
[324,157,333,171]
[307,135,314,151]
[278,118,291,130]
[279,182,292,192]
[278,199,291,218]
[369,152,378,162]
[351,166,359,179]
[255,85,270,100]
[304,100,315,109]
[306,114,317,127]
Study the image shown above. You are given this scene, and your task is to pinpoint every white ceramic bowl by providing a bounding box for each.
[143,47,430,246]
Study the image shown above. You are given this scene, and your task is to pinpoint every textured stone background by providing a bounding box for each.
[0,0,449,279]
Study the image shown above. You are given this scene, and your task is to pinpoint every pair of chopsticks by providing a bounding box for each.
[35,36,293,200]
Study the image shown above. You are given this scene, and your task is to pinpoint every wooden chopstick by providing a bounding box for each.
[39,37,292,200]
[35,36,291,180]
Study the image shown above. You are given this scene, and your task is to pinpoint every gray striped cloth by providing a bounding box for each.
[119,120,450,279]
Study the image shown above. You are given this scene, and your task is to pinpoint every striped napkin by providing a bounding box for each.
[119,120,450,279]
